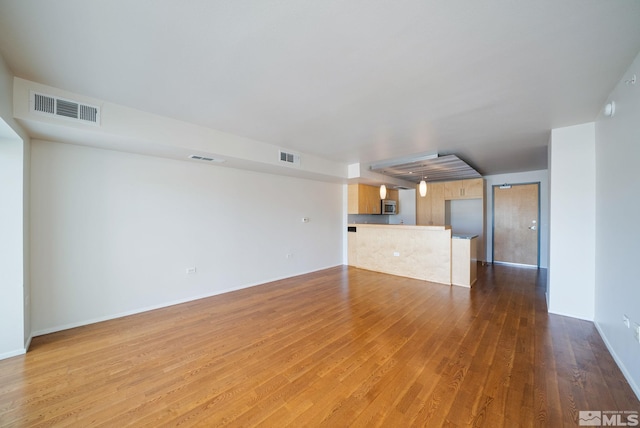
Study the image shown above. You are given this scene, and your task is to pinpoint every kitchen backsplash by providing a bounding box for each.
[347,214,390,225]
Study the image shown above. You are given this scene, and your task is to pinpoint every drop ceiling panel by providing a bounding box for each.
[370,155,481,183]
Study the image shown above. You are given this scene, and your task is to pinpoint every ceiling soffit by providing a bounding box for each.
[370,154,481,184]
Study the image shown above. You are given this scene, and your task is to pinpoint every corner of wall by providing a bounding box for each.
[593,49,640,400]
[0,53,32,359]
[548,122,596,321]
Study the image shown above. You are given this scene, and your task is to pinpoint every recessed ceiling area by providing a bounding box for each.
[1,1,640,176]
[370,154,481,184]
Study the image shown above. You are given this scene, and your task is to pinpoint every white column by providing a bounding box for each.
[548,122,596,320]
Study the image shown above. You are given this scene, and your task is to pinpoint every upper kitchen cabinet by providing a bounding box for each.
[416,182,445,225]
[348,184,399,214]
[444,178,484,200]
[388,188,399,212]
[348,184,381,214]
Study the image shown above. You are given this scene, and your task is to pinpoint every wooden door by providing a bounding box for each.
[493,183,539,266]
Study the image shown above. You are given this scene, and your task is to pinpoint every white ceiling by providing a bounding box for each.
[1,0,640,175]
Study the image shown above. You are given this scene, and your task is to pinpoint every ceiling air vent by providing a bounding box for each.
[188,155,224,163]
[31,91,100,125]
[279,150,300,166]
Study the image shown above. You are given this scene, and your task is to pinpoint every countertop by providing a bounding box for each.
[347,224,450,231]
[452,234,478,240]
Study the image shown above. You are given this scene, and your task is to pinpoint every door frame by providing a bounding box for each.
[491,181,541,268]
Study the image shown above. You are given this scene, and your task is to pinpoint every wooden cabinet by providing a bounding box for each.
[451,236,478,287]
[348,184,399,215]
[416,182,445,225]
[444,178,484,200]
[464,178,484,198]
[388,188,399,213]
[415,187,429,224]
[348,184,381,214]
[430,183,445,224]
[418,179,484,224]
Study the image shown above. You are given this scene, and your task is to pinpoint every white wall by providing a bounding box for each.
[483,170,549,268]
[388,188,416,225]
[446,198,484,259]
[594,51,640,398]
[0,53,30,360]
[31,140,343,334]
[14,78,347,183]
[548,123,596,321]
[0,130,25,358]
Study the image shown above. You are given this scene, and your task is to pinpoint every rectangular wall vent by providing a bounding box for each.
[279,150,301,166]
[189,155,225,163]
[31,91,100,125]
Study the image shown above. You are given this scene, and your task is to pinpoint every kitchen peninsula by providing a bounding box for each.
[347,224,477,287]
[347,224,450,284]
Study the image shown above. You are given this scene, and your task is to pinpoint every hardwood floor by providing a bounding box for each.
[0,265,638,426]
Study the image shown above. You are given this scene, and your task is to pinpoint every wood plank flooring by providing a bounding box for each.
[0,265,638,426]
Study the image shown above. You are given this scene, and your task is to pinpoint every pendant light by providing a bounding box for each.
[419,177,428,197]
[379,184,387,199]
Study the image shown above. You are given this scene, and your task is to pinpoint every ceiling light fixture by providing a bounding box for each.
[380,184,387,199]
[419,177,428,197]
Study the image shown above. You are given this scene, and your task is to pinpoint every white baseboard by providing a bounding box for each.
[546,291,549,309]
[0,347,26,360]
[24,334,32,352]
[0,334,34,361]
[547,308,594,322]
[594,321,640,401]
[32,264,342,337]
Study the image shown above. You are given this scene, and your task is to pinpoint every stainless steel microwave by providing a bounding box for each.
[381,199,397,215]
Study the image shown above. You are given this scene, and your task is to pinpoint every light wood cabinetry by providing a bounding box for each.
[388,188,399,214]
[464,178,484,198]
[348,184,380,214]
[415,187,429,224]
[431,183,445,224]
[451,236,478,287]
[348,184,399,215]
[418,179,485,225]
[417,178,485,262]
[416,182,445,225]
[444,178,484,200]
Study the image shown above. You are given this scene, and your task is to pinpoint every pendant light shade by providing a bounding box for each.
[379,184,387,199]
[419,180,427,197]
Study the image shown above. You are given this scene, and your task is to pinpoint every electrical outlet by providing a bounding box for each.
[635,324,640,344]
[186,267,196,274]
[286,253,293,259]
[624,315,630,328]
[393,251,400,257]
